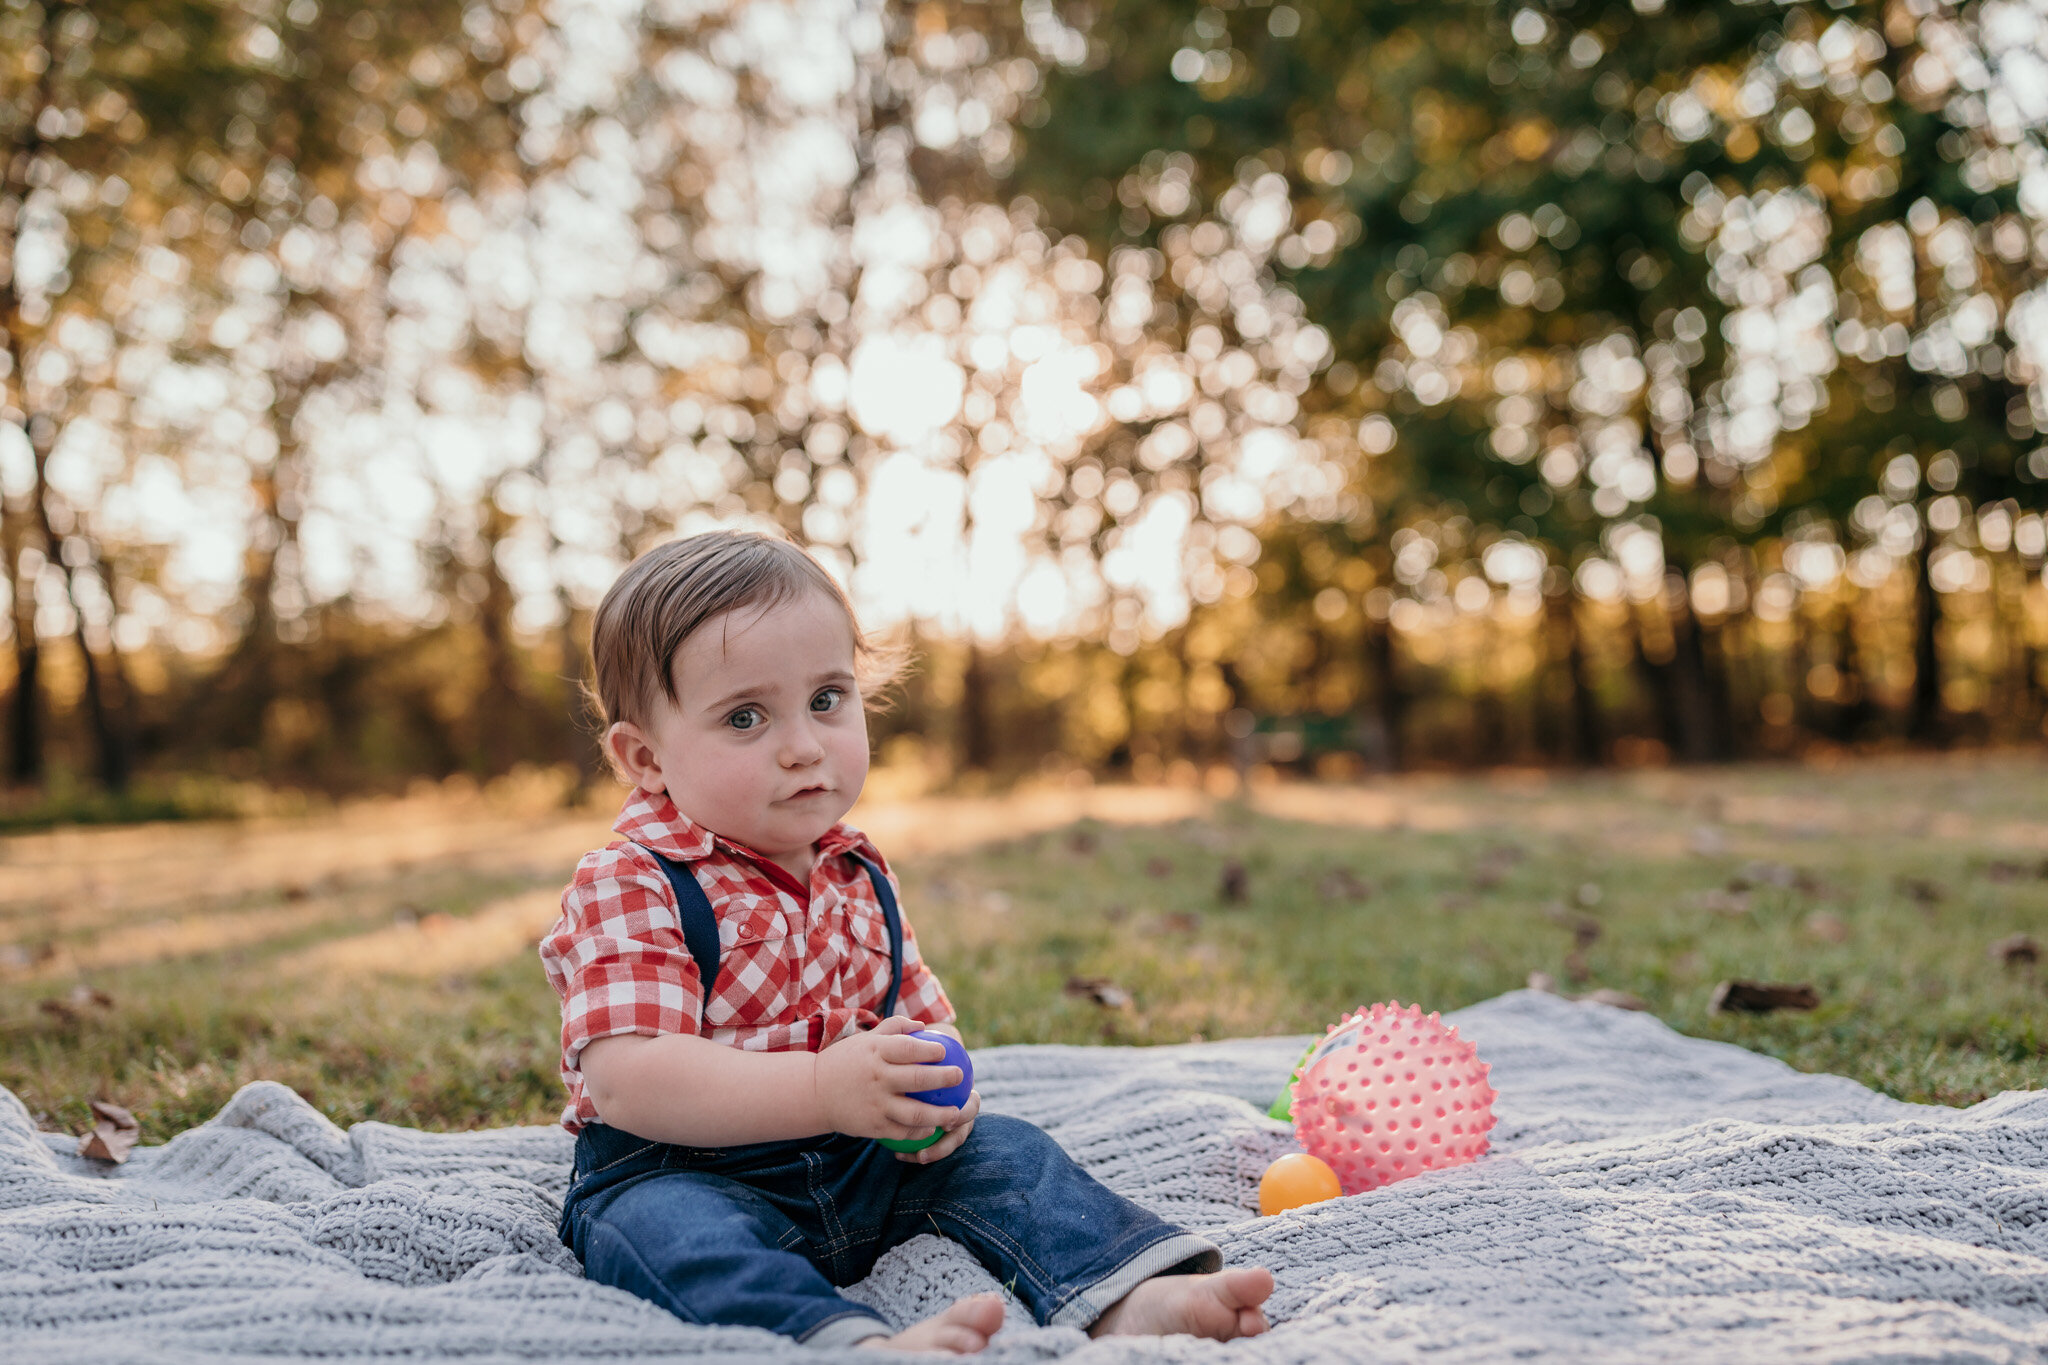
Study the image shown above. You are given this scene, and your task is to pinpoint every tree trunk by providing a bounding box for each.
[7,578,39,786]
[960,641,995,771]
[0,12,52,788]
[1629,603,1688,761]
[473,500,528,775]
[1829,601,1876,745]
[1663,570,1730,762]
[1907,531,1946,745]
[1550,590,1602,765]
[1360,614,1406,770]
[31,454,130,790]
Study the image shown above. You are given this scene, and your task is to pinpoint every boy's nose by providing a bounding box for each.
[780,725,826,767]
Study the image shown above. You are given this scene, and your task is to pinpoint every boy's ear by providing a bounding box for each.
[605,721,667,793]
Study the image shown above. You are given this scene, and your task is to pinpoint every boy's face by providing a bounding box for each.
[605,590,869,867]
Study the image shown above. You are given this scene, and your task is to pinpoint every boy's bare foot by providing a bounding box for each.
[1088,1267,1275,1341]
[858,1293,1006,1353]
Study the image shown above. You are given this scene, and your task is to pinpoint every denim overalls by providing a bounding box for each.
[556,846,1219,1350]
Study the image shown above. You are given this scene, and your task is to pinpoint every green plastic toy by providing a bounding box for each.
[1267,1042,1315,1122]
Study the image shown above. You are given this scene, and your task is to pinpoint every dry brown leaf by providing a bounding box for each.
[1217,860,1249,905]
[1897,876,1945,907]
[1693,888,1752,917]
[1710,980,1820,1014]
[1991,933,2040,967]
[1802,911,1849,944]
[1582,988,1649,1012]
[1526,973,1646,1012]
[1064,976,1133,1010]
[1317,868,1372,903]
[78,1100,139,1164]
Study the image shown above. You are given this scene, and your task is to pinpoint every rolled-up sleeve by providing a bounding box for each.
[539,844,702,1086]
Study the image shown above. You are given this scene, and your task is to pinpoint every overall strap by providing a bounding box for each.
[850,853,905,1017]
[643,845,905,1022]
[642,847,723,1025]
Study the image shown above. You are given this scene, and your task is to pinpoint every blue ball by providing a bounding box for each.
[905,1030,973,1110]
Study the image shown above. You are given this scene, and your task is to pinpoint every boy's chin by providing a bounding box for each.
[751,806,851,850]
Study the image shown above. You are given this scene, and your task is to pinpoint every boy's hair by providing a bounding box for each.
[590,529,899,730]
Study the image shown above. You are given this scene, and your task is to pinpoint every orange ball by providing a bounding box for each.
[1259,1152,1342,1216]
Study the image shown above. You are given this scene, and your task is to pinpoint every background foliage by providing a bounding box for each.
[5,0,2048,804]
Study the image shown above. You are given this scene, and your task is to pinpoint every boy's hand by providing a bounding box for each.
[815,1016,966,1144]
[893,1088,978,1165]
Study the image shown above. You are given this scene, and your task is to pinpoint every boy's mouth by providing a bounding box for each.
[784,784,832,801]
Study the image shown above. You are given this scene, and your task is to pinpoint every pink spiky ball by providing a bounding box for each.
[1290,1002,1496,1194]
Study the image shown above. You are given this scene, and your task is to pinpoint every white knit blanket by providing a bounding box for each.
[4,990,2044,1363]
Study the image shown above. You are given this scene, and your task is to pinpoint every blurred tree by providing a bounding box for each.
[949,0,2048,761]
[0,0,260,789]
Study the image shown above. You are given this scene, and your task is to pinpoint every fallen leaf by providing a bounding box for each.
[1710,979,1820,1014]
[1159,911,1200,935]
[1064,976,1133,1010]
[1526,973,1647,1011]
[77,1100,138,1164]
[1563,949,1590,985]
[282,883,311,903]
[1542,903,1602,945]
[1217,861,1249,905]
[1991,933,2040,967]
[1317,868,1372,903]
[67,984,114,1010]
[1693,889,1752,917]
[1802,911,1849,944]
[1066,827,1099,855]
[1984,860,2029,883]
[1102,903,1129,926]
[1729,862,1799,893]
[1897,876,1945,907]
[1144,856,1173,879]
[1792,869,1837,899]
[1470,845,1526,890]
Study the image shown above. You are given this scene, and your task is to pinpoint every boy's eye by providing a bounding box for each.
[811,688,843,714]
[727,707,763,731]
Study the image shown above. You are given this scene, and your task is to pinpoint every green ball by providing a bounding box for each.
[879,1126,944,1153]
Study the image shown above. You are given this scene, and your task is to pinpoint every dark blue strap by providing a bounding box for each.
[643,846,904,1024]
[850,853,905,1018]
[648,850,722,1022]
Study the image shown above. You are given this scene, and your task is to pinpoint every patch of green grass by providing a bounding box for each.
[3,759,2045,1143]
[0,773,251,832]
[902,774,2048,1109]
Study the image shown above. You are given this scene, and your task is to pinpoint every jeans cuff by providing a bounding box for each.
[1047,1232,1223,1331]
[800,1309,895,1351]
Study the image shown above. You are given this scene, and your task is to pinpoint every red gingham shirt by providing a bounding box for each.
[539,789,955,1131]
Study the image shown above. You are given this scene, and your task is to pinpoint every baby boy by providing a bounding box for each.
[541,529,1274,1352]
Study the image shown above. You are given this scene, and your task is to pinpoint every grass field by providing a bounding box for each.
[4,755,2046,1143]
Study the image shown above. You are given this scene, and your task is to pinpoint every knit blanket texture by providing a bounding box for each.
[3,989,2044,1362]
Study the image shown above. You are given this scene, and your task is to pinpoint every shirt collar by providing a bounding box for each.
[613,787,878,872]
